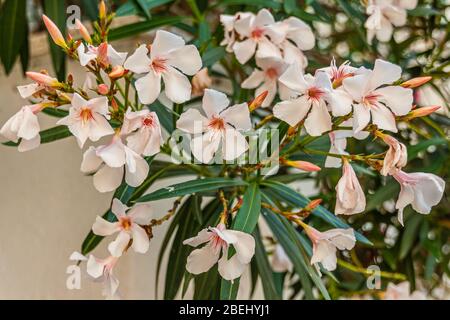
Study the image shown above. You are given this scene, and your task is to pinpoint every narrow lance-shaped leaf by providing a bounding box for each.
[134,178,248,203]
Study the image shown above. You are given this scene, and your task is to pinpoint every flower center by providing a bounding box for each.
[119,217,132,231]
[331,67,354,88]
[266,67,278,79]
[251,27,265,39]
[208,116,226,131]
[210,233,228,252]
[152,57,167,73]
[79,107,93,123]
[142,116,154,127]
[363,93,380,107]
[307,87,325,102]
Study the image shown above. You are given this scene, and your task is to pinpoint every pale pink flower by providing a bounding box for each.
[392,170,445,225]
[57,93,114,148]
[124,30,202,104]
[77,42,127,67]
[379,134,407,176]
[92,198,152,257]
[384,281,427,300]
[176,89,252,163]
[183,223,255,281]
[80,135,149,193]
[87,255,120,299]
[303,224,356,271]
[0,104,43,152]
[274,64,349,136]
[365,0,418,44]
[320,58,358,88]
[220,12,254,53]
[342,59,413,133]
[270,17,315,68]
[122,108,163,157]
[232,9,282,64]
[241,56,292,107]
[335,160,366,215]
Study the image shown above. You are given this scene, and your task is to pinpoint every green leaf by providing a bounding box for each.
[408,6,440,17]
[134,178,247,203]
[261,180,372,245]
[232,182,261,233]
[109,16,184,41]
[218,0,282,10]
[253,227,280,299]
[283,0,297,14]
[41,108,69,118]
[0,0,27,74]
[202,46,226,68]
[133,0,153,19]
[116,0,174,17]
[81,0,99,20]
[43,0,66,80]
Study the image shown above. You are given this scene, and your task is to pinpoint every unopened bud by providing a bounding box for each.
[42,15,67,49]
[407,105,441,119]
[26,71,61,88]
[401,76,432,89]
[99,0,107,20]
[109,66,126,79]
[75,19,92,43]
[248,91,268,112]
[280,159,321,172]
[305,199,322,211]
[97,84,109,95]
[111,97,119,111]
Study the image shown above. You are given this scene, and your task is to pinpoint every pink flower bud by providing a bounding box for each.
[26,71,61,88]
[75,19,92,43]
[408,105,441,119]
[281,159,321,172]
[248,91,268,112]
[401,76,432,89]
[97,84,109,95]
[109,66,126,79]
[42,15,67,48]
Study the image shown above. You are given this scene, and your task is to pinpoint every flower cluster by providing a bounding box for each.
[0,2,446,299]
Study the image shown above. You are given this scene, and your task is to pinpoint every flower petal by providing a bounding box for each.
[241,69,265,89]
[93,165,124,193]
[304,101,332,136]
[131,224,150,254]
[221,103,252,130]
[167,45,202,76]
[162,66,192,104]
[108,231,131,257]
[225,230,255,264]
[374,86,413,116]
[92,216,120,236]
[218,252,247,281]
[135,71,162,105]
[124,45,151,73]
[202,89,230,118]
[191,130,222,164]
[222,128,248,161]
[352,103,371,133]
[151,30,185,59]
[273,96,310,127]
[183,228,212,247]
[371,103,397,132]
[368,59,402,91]
[186,243,220,275]
[176,108,209,134]
[128,203,152,225]
[233,38,257,64]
